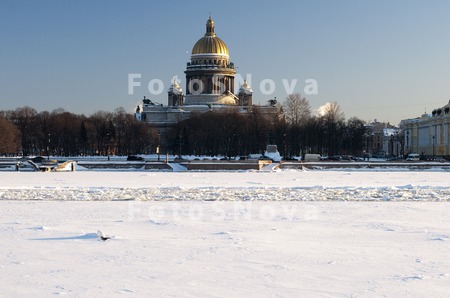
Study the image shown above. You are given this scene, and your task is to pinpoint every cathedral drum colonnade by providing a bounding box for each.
[185,16,238,105]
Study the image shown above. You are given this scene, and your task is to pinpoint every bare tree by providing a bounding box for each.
[283,93,311,126]
[317,102,346,155]
[9,106,40,156]
[317,102,345,123]
[343,117,366,155]
[0,116,20,155]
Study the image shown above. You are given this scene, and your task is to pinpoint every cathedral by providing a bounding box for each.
[135,16,278,128]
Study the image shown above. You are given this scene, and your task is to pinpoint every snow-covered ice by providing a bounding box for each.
[0,170,449,201]
[1,170,450,297]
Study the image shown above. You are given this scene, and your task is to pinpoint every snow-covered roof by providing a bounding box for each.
[383,128,399,137]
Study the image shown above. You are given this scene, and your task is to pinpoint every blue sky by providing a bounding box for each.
[1,0,449,124]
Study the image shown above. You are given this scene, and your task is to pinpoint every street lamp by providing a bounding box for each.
[47,134,51,161]
[432,135,435,159]
[406,131,409,155]
[157,132,161,162]
[178,131,182,159]
[106,132,110,161]
[363,133,368,160]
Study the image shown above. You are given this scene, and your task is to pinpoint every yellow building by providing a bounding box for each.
[400,100,450,158]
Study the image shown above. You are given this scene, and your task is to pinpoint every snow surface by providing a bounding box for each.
[1,170,450,297]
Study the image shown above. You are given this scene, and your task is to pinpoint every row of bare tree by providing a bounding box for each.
[282,93,366,157]
[0,94,366,158]
[0,106,158,157]
[166,108,279,158]
[165,93,366,158]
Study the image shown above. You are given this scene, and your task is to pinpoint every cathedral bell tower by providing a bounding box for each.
[238,80,253,106]
[168,79,184,106]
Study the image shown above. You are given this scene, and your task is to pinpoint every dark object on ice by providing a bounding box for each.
[97,230,111,241]
[31,156,46,163]
[127,155,144,161]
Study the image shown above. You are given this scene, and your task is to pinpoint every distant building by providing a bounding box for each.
[400,100,450,158]
[364,120,401,157]
[135,16,278,129]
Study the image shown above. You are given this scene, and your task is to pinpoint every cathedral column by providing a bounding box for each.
[231,77,234,94]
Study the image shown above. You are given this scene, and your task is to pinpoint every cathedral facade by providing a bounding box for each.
[135,17,277,128]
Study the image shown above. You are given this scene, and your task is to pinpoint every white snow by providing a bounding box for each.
[1,170,450,296]
[167,163,188,172]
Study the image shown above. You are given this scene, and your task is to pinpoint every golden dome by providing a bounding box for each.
[191,17,229,56]
[192,36,229,55]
